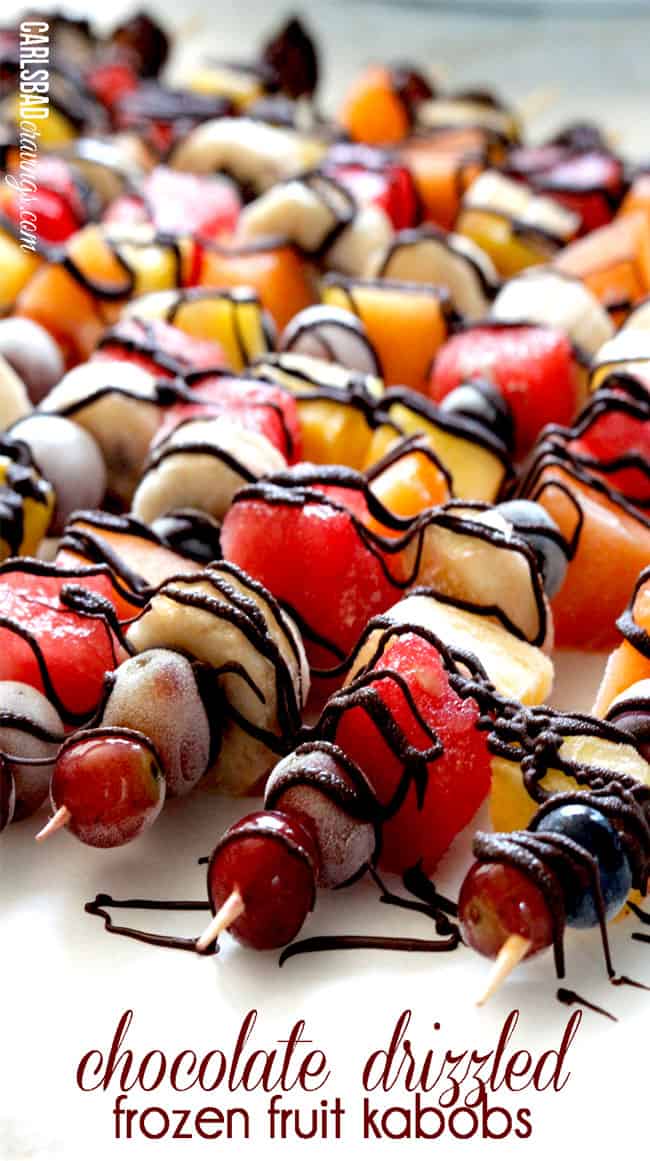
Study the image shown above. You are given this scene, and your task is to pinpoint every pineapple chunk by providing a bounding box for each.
[490,731,650,833]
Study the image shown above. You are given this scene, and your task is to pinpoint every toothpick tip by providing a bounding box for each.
[476,934,532,1007]
[35,805,71,843]
[195,889,245,952]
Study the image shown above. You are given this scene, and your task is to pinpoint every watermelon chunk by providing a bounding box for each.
[0,564,131,724]
[221,473,405,671]
[430,323,581,457]
[330,633,492,874]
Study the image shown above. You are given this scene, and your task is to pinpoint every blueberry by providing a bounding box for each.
[531,803,632,928]
[439,379,515,454]
[496,498,568,598]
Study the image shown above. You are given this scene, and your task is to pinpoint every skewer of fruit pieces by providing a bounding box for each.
[2,8,650,1000]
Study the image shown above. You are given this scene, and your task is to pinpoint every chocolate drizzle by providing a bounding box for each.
[536,382,650,510]
[141,285,275,368]
[279,931,458,965]
[229,457,548,664]
[615,565,650,661]
[252,353,514,489]
[264,738,383,878]
[471,718,650,980]
[556,988,617,1022]
[279,308,381,379]
[374,223,499,302]
[84,894,215,954]
[59,509,192,599]
[131,562,306,754]
[0,558,136,725]
[0,438,53,556]
[279,864,460,966]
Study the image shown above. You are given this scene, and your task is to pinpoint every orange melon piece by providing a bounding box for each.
[593,570,650,714]
[56,514,201,600]
[16,264,112,365]
[200,240,316,332]
[594,640,650,717]
[368,445,451,529]
[554,211,650,317]
[398,131,485,230]
[322,276,449,393]
[339,66,410,146]
[529,459,650,649]
[619,175,650,232]
[67,226,196,297]
[0,227,41,312]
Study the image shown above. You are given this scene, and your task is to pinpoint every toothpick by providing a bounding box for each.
[517,86,559,126]
[176,13,205,40]
[476,934,531,1006]
[35,805,71,842]
[196,889,245,952]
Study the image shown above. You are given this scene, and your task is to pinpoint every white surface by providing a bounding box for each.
[3,651,650,1161]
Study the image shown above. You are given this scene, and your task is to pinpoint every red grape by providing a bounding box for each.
[50,728,165,848]
[207,811,320,949]
[458,861,554,960]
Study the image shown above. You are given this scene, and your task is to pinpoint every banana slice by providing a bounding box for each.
[127,563,309,793]
[40,360,161,504]
[348,591,553,706]
[132,415,287,524]
[169,117,325,193]
[368,226,499,319]
[589,328,650,392]
[491,267,614,357]
[0,354,31,430]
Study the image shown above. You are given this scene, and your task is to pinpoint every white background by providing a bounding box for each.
[2,2,650,1157]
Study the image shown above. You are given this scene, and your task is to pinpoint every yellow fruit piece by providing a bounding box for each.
[36,106,77,148]
[455,208,549,278]
[0,455,55,558]
[588,329,650,393]
[364,403,508,502]
[251,353,384,467]
[490,731,650,833]
[2,95,76,148]
[125,288,271,372]
[189,66,264,110]
[369,447,450,522]
[409,506,547,646]
[68,225,193,300]
[300,398,376,468]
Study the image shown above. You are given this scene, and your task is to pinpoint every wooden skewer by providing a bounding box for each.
[517,85,559,126]
[476,934,532,1006]
[196,889,245,952]
[176,13,205,39]
[35,806,71,843]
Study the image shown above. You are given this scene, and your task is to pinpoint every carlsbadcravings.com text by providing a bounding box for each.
[75,1007,581,1142]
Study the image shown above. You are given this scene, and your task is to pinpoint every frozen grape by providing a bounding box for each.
[207,810,320,949]
[50,727,166,848]
[265,743,378,887]
[99,650,213,797]
[0,319,64,405]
